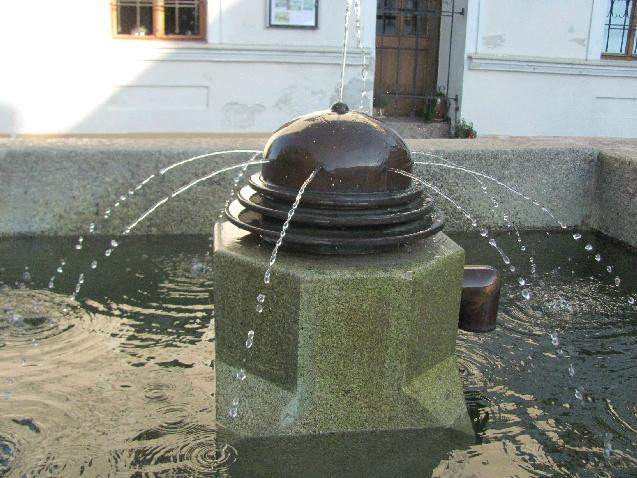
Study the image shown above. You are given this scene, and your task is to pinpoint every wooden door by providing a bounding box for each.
[374,0,442,116]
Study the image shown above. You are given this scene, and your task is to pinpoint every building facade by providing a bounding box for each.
[449,0,637,137]
[1,0,635,137]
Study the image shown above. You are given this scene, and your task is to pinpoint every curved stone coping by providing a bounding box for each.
[0,137,634,248]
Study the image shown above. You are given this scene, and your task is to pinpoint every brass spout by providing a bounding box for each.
[459,265,501,333]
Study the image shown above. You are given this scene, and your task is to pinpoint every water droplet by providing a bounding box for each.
[48,277,55,289]
[568,363,575,376]
[257,293,266,303]
[75,244,83,250]
[245,330,255,349]
[128,190,134,196]
[595,254,601,262]
[628,297,635,305]
[114,202,120,208]
[575,388,583,400]
[573,233,582,240]
[550,332,559,347]
[509,265,516,272]
[89,223,96,233]
[614,277,621,287]
[585,244,593,251]
[607,265,613,273]
[256,304,263,313]
[521,245,526,251]
[110,239,119,248]
[264,268,272,284]
[480,229,488,237]
[521,289,531,300]
[105,249,112,257]
[229,402,239,418]
[57,267,64,274]
[471,219,477,227]
[603,432,613,459]
[530,264,537,274]
[235,369,246,381]
[518,277,526,286]
[21,357,27,366]
[120,195,126,202]
[22,271,31,281]
[488,238,497,247]
[91,260,98,269]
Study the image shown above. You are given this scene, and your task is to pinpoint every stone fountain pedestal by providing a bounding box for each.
[213,221,473,437]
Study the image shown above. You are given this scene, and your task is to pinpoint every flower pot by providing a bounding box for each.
[433,97,447,122]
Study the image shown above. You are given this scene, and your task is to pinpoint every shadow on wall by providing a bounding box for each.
[52,1,371,135]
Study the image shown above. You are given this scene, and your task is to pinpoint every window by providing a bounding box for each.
[376,0,435,36]
[111,1,206,40]
[603,0,637,59]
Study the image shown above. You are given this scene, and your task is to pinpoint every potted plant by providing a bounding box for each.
[423,88,447,122]
[453,118,477,139]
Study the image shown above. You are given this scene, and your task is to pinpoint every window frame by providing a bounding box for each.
[602,0,637,60]
[111,0,207,41]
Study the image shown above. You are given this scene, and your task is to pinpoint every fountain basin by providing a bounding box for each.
[3,138,636,250]
[214,222,472,436]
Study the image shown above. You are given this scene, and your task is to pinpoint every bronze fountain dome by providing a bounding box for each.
[225,102,444,254]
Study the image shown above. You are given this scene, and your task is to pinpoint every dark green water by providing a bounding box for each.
[0,231,635,477]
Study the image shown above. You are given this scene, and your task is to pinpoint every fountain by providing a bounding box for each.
[2,2,637,473]
[214,102,498,437]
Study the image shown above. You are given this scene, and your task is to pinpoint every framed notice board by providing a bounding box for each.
[268,0,318,28]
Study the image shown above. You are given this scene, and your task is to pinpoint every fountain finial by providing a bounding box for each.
[330,102,349,114]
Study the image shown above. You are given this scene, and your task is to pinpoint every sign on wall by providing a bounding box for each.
[268,0,318,28]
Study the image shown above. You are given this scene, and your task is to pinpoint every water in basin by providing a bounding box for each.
[0,231,635,477]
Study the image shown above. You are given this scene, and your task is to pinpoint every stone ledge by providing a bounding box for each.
[468,54,637,78]
[0,137,635,247]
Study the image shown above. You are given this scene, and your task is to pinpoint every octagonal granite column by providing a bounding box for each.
[213,221,472,437]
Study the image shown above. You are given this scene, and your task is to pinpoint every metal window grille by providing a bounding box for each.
[603,0,637,57]
[116,0,153,36]
[376,0,437,35]
[164,1,201,35]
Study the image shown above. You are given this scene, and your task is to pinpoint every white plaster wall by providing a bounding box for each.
[461,66,637,137]
[452,0,637,137]
[473,0,593,59]
[0,0,376,135]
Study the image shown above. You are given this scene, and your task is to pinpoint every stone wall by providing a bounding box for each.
[1,138,635,248]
